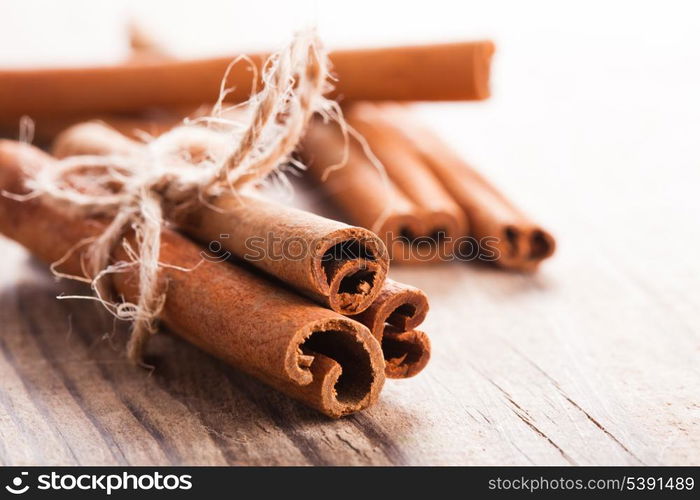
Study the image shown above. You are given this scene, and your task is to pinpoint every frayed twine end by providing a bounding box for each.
[27,29,335,364]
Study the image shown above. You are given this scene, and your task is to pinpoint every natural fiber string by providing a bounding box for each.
[25,30,332,363]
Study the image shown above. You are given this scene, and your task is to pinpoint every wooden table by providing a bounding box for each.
[1,5,699,466]
[1,136,698,464]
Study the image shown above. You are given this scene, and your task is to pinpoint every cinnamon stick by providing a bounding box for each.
[0,41,494,127]
[0,140,385,417]
[301,118,460,264]
[182,195,389,315]
[53,122,390,314]
[0,110,187,145]
[381,330,431,379]
[344,102,467,257]
[350,279,431,378]
[366,104,556,271]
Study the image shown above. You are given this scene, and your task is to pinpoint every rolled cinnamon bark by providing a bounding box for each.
[381,330,431,379]
[301,118,422,262]
[352,279,429,339]
[343,102,467,259]
[373,104,556,271]
[53,122,390,314]
[301,118,461,264]
[182,195,389,315]
[0,41,494,126]
[0,140,385,417]
[350,279,430,378]
[1,110,186,145]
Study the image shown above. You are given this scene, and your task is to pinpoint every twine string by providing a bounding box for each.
[26,30,331,363]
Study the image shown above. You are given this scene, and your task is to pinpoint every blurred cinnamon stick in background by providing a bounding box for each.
[343,102,467,259]
[0,41,494,130]
[303,103,555,271]
[301,118,462,264]
[372,103,556,271]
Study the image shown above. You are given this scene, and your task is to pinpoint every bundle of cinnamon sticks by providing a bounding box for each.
[0,133,433,417]
[0,30,555,418]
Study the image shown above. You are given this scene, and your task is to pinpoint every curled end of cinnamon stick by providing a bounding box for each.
[351,279,431,378]
[379,212,423,262]
[371,281,430,336]
[382,329,431,379]
[286,318,385,417]
[495,224,556,271]
[315,228,389,315]
[391,209,466,265]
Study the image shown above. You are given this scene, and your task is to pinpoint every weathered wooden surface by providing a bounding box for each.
[1,1,699,465]
[0,157,698,465]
